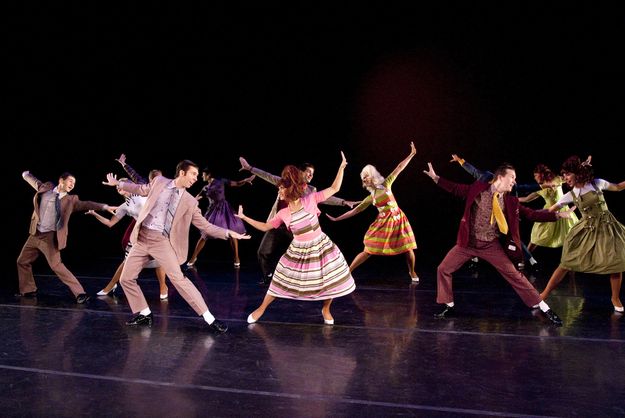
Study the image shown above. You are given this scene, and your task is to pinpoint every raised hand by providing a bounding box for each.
[450,154,465,165]
[102,173,119,186]
[339,151,348,168]
[115,154,127,166]
[423,163,438,181]
[239,157,251,171]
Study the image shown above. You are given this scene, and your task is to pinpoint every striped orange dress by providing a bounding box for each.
[361,174,416,255]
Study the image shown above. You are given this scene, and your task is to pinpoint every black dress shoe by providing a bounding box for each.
[15,291,38,298]
[208,319,228,333]
[76,293,90,304]
[543,309,563,327]
[258,274,272,286]
[126,313,153,326]
[434,305,455,318]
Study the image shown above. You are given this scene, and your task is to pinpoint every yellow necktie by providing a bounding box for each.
[490,192,508,234]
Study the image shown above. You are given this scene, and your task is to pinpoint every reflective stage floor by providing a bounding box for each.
[1,256,624,417]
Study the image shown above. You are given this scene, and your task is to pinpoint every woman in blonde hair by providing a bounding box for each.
[237,152,355,325]
[326,142,418,281]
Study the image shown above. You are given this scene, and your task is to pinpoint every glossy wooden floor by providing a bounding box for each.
[1,255,624,417]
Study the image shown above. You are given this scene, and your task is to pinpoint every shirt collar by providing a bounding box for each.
[54,187,68,199]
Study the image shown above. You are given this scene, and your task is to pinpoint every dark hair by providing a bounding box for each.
[533,164,555,183]
[493,163,515,179]
[175,160,199,177]
[148,169,162,181]
[561,155,594,184]
[300,162,315,171]
[201,167,211,176]
[278,165,306,201]
[59,172,74,181]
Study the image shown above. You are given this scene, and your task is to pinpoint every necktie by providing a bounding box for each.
[490,192,508,234]
[163,189,179,237]
[55,194,63,229]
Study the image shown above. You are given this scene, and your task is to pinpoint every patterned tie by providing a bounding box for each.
[490,192,508,234]
[163,188,179,237]
[55,193,63,230]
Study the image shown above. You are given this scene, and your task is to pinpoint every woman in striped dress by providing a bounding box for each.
[326,142,418,281]
[237,152,355,325]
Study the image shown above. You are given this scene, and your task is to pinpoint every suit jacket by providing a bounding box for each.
[119,176,229,264]
[23,172,108,250]
[437,177,558,251]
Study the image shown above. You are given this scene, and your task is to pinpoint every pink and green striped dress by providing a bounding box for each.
[361,174,416,255]
[266,192,355,300]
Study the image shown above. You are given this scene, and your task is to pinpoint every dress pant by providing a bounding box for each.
[436,239,541,307]
[16,231,85,296]
[120,227,208,315]
[257,224,292,277]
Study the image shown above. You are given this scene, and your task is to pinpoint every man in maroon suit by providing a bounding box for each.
[103,160,250,333]
[423,162,573,326]
[17,171,112,303]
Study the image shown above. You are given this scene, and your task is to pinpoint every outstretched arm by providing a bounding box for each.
[229,174,256,188]
[236,205,275,232]
[86,210,122,228]
[325,195,372,222]
[116,154,148,184]
[22,171,43,191]
[450,154,492,182]
[518,191,540,203]
[319,152,348,201]
[239,157,280,186]
[389,142,417,178]
[605,180,625,192]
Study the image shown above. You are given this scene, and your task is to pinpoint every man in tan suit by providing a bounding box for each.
[103,160,250,333]
[17,171,112,303]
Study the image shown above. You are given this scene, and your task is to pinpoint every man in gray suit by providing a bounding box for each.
[17,171,112,303]
[103,160,250,333]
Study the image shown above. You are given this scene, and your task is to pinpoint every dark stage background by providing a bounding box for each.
[7,4,624,288]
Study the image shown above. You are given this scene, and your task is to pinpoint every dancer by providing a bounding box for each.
[239,157,359,285]
[423,161,573,326]
[236,152,356,325]
[17,171,113,303]
[87,178,169,300]
[518,164,579,252]
[186,167,255,268]
[540,155,625,313]
[450,153,540,270]
[326,142,418,281]
[103,160,250,332]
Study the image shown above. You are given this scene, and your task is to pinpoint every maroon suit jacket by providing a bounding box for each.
[23,172,108,250]
[437,177,558,251]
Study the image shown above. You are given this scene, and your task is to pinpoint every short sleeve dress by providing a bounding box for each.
[266,192,356,300]
[361,174,417,255]
[559,180,625,274]
[200,178,246,239]
[529,181,579,248]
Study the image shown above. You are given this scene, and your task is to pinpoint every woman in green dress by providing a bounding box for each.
[518,164,579,251]
[540,156,625,313]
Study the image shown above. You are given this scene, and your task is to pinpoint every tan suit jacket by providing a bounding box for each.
[119,176,229,264]
[23,172,108,250]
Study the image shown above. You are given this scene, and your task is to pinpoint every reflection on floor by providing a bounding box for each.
[1,257,624,417]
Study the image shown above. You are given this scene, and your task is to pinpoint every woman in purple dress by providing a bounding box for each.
[186,167,255,268]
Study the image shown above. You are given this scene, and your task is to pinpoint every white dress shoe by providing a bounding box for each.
[411,275,420,282]
[247,313,257,324]
[322,310,334,325]
[614,305,624,313]
[97,284,117,296]
[160,293,168,300]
